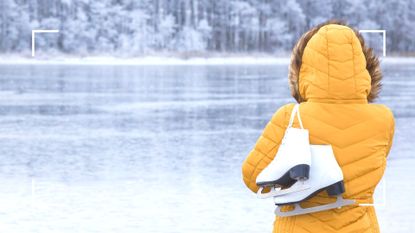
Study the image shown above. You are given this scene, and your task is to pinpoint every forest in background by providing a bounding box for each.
[0,0,414,56]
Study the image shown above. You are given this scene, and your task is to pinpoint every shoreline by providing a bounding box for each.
[0,55,415,65]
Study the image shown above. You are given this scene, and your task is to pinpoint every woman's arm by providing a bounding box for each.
[385,108,395,157]
[241,104,291,193]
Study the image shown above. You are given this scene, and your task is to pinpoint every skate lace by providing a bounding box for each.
[281,104,304,144]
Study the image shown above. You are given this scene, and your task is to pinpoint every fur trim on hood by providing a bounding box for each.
[288,20,382,103]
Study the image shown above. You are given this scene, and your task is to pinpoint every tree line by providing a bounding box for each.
[0,0,414,55]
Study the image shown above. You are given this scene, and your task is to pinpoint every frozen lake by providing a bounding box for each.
[0,63,413,232]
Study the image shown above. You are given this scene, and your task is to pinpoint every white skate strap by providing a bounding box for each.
[274,195,355,217]
[287,104,304,129]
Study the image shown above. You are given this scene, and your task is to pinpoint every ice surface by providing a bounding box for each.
[1,56,415,66]
[0,56,290,66]
[0,63,413,232]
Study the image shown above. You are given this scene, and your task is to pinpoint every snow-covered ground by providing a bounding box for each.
[0,55,290,65]
[1,55,415,65]
[0,63,413,232]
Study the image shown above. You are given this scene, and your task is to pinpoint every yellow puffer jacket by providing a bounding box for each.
[242,23,395,233]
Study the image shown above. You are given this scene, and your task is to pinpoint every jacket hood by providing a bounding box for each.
[289,22,382,103]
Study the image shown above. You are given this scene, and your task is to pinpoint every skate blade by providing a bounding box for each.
[257,183,311,199]
[274,195,355,217]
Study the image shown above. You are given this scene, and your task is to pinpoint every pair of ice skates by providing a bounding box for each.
[256,104,355,217]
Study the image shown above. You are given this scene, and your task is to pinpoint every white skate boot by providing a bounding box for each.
[256,104,311,198]
[273,145,355,217]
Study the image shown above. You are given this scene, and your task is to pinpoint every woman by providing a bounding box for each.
[242,20,395,233]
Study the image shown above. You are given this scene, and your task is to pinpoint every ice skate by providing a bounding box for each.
[256,104,311,198]
[273,145,355,217]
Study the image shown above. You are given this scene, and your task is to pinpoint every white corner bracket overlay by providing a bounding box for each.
[358,30,386,57]
[31,29,60,57]
[357,29,387,208]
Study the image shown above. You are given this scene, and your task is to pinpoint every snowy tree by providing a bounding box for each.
[299,0,332,28]
[0,0,414,55]
[176,26,204,51]
[197,19,211,46]
[156,14,176,50]
[0,0,30,52]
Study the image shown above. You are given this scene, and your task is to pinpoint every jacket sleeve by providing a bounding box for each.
[385,109,395,157]
[241,104,290,193]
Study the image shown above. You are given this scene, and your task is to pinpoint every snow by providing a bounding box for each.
[1,55,415,65]
[0,55,289,65]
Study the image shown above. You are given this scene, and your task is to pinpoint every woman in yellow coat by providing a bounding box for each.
[242,20,395,233]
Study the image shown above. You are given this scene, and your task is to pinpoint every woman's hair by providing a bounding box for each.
[288,19,382,103]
